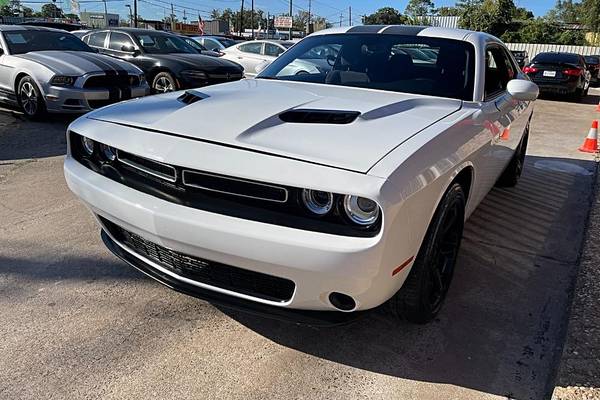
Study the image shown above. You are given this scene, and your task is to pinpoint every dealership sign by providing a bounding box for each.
[274,16,292,28]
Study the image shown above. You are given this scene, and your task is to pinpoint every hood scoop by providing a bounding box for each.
[278,109,360,124]
[177,90,209,105]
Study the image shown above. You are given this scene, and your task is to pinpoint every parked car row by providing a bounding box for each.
[522,51,592,100]
[0,25,250,118]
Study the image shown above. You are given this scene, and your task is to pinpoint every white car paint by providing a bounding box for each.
[64,26,538,318]
[221,40,305,77]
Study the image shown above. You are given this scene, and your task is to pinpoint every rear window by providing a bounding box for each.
[585,56,599,64]
[533,52,580,64]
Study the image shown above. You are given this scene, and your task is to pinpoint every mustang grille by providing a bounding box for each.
[101,217,296,303]
[84,75,139,88]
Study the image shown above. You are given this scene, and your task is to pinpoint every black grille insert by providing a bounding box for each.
[117,150,177,182]
[101,217,296,303]
[279,109,360,124]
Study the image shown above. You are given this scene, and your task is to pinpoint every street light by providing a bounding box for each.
[125,4,133,27]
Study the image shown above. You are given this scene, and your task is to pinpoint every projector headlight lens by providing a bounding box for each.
[81,136,95,155]
[343,195,380,226]
[101,144,116,161]
[301,189,333,215]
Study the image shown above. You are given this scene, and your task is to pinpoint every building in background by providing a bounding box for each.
[79,12,119,28]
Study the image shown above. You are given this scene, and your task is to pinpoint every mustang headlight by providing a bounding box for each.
[100,144,116,161]
[180,70,208,80]
[81,136,95,155]
[51,75,76,86]
[343,195,380,226]
[301,189,333,215]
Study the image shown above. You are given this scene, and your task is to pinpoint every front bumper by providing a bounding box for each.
[101,230,367,326]
[44,84,150,113]
[64,155,409,314]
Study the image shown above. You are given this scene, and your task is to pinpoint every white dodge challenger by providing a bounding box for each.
[64,26,538,325]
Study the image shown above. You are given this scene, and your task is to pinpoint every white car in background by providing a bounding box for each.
[221,40,295,76]
[192,35,237,52]
[65,26,538,326]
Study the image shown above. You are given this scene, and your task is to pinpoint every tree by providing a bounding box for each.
[405,0,435,18]
[457,0,516,37]
[437,6,460,16]
[210,9,220,20]
[39,3,64,18]
[363,7,407,25]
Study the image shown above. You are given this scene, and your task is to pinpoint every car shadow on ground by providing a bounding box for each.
[539,92,600,106]
[219,155,597,399]
[0,106,75,161]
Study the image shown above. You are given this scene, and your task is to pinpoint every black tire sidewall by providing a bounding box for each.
[17,76,45,119]
[151,72,177,93]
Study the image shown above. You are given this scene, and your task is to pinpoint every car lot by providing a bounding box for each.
[0,91,598,399]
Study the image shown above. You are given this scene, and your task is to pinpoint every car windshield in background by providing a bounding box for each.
[532,52,579,64]
[217,38,237,47]
[4,31,92,54]
[258,34,475,100]
[585,56,599,65]
[135,33,198,54]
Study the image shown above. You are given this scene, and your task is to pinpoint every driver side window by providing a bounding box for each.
[485,47,512,100]
[109,32,134,51]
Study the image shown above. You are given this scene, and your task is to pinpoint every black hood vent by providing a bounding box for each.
[177,90,209,105]
[279,109,360,124]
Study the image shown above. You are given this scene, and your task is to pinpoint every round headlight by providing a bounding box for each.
[301,189,333,215]
[343,195,380,226]
[81,136,95,155]
[101,144,116,161]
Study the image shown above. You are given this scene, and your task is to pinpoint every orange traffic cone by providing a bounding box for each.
[595,102,600,112]
[500,127,510,141]
[579,120,599,153]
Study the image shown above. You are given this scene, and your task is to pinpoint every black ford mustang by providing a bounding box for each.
[82,28,244,93]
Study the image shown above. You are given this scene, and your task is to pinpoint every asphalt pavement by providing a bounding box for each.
[0,92,598,400]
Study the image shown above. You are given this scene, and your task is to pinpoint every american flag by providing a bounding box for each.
[198,17,205,34]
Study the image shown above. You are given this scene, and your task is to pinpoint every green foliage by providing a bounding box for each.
[363,7,408,25]
[405,0,435,18]
[457,0,516,37]
[437,6,460,16]
[500,18,587,45]
[39,3,64,18]
[582,0,600,33]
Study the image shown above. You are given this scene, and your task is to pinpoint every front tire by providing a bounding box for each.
[152,72,178,93]
[17,76,46,120]
[388,183,466,323]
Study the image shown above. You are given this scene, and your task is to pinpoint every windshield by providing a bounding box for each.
[4,30,92,54]
[258,34,475,101]
[216,37,236,47]
[134,33,199,54]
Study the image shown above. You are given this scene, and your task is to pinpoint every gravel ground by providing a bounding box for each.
[553,164,600,400]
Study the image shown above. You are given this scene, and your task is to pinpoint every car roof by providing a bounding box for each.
[0,24,67,33]
[310,25,498,42]
[106,27,176,35]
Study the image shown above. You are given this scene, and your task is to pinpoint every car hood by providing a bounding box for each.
[15,50,142,75]
[151,53,243,71]
[88,79,462,173]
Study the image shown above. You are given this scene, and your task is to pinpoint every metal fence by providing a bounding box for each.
[505,43,600,58]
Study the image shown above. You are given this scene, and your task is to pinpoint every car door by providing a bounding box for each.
[234,42,266,76]
[85,31,109,53]
[483,45,530,177]
[0,33,13,101]
[105,31,145,69]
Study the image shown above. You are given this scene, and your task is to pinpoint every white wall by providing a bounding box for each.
[506,43,600,58]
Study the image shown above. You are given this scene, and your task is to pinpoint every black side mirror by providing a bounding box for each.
[121,45,139,56]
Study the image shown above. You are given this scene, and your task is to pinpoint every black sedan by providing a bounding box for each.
[82,28,244,93]
[585,55,600,86]
[523,52,590,100]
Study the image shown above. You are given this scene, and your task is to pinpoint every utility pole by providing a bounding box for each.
[339,13,342,27]
[239,0,244,36]
[307,0,311,35]
[266,12,269,39]
[170,3,175,31]
[133,0,137,27]
[288,0,292,40]
[349,6,352,26]
[102,0,108,27]
[251,0,254,39]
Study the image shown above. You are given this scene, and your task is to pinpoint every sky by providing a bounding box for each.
[50,0,558,26]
